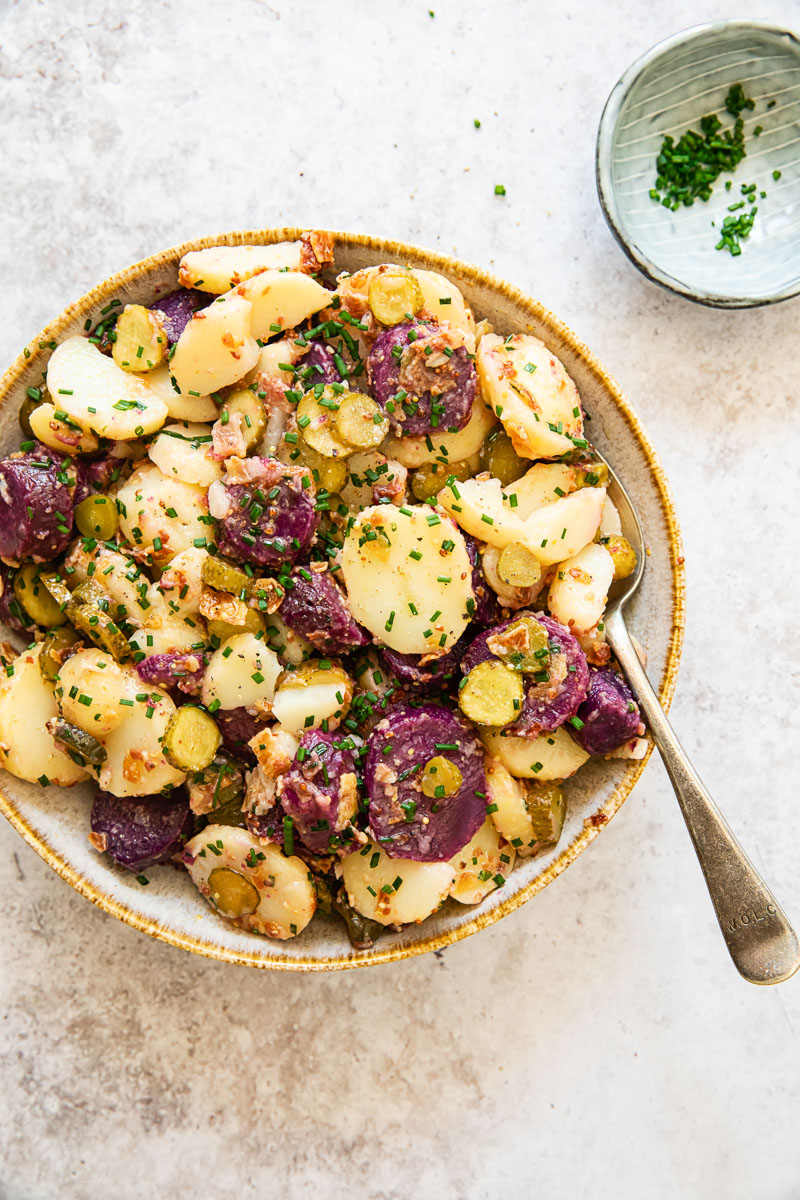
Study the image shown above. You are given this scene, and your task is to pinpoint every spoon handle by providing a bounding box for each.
[604,607,800,985]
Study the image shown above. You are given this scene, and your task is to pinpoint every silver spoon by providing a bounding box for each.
[595,449,800,985]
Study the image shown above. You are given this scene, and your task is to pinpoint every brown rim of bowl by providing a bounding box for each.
[0,228,685,971]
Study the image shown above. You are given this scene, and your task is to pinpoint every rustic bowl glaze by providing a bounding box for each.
[0,230,685,969]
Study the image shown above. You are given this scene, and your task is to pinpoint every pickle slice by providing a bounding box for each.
[332,889,385,950]
[75,495,119,541]
[39,626,81,682]
[48,718,107,767]
[111,304,167,372]
[208,866,260,918]
[479,427,527,486]
[279,435,349,493]
[334,392,388,450]
[421,755,463,799]
[218,387,267,453]
[575,459,609,489]
[40,570,74,612]
[69,601,133,662]
[297,389,352,460]
[13,565,69,627]
[497,542,542,589]
[202,556,252,596]
[18,394,43,438]
[164,704,221,771]
[368,271,424,326]
[458,660,523,726]
[602,534,637,581]
[487,615,550,672]
[412,458,473,502]
[524,781,566,844]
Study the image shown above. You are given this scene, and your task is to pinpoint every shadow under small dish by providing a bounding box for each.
[597,21,800,308]
[0,231,684,970]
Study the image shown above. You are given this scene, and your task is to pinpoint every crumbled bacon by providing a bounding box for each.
[211,411,248,460]
[88,830,108,853]
[299,230,335,273]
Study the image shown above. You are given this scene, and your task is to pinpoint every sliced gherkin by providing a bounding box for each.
[524,781,566,845]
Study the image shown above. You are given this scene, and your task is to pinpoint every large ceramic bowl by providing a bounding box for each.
[0,230,685,970]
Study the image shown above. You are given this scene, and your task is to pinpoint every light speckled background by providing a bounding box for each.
[1,2,799,1197]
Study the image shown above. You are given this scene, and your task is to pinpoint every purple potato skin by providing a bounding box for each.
[150,289,213,345]
[215,459,319,568]
[464,535,501,627]
[300,341,345,388]
[0,446,75,564]
[278,731,359,854]
[90,788,193,872]
[280,567,368,655]
[366,704,486,862]
[246,803,286,848]
[367,321,477,437]
[217,706,269,763]
[461,613,589,737]
[570,667,642,755]
[135,651,208,697]
[380,632,469,693]
[74,455,123,506]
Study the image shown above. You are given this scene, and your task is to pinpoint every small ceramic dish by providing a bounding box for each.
[597,21,800,308]
[0,230,684,970]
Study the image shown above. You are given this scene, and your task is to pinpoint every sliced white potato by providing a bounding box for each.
[220,269,331,341]
[341,841,455,926]
[437,476,528,550]
[477,333,583,459]
[599,495,622,536]
[385,393,497,468]
[481,725,589,781]
[340,504,473,654]
[251,336,304,388]
[57,648,138,737]
[0,646,88,786]
[129,616,204,657]
[263,611,313,666]
[179,242,305,292]
[30,402,99,455]
[147,422,222,487]
[449,817,515,904]
[271,662,353,733]
[184,825,316,939]
[507,462,580,518]
[523,487,606,566]
[115,462,213,563]
[144,365,219,422]
[201,633,282,711]
[154,546,209,616]
[170,295,259,396]
[486,758,540,856]
[548,542,614,633]
[411,268,477,353]
[97,682,186,797]
[44,337,168,440]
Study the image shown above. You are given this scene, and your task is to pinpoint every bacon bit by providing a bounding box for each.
[376,891,393,918]
[487,622,530,657]
[211,411,248,460]
[584,812,609,829]
[223,455,303,488]
[122,747,159,784]
[373,460,407,504]
[300,230,335,273]
[248,727,295,780]
[199,587,249,626]
[88,830,108,853]
[586,640,611,666]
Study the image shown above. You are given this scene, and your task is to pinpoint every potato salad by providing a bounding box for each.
[0,233,646,948]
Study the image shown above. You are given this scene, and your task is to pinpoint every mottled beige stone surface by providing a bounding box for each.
[1,1,799,1197]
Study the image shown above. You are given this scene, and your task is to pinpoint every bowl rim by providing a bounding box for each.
[0,228,686,970]
[595,19,800,309]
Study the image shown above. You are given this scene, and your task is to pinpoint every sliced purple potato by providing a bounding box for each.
[89,788,193,873]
